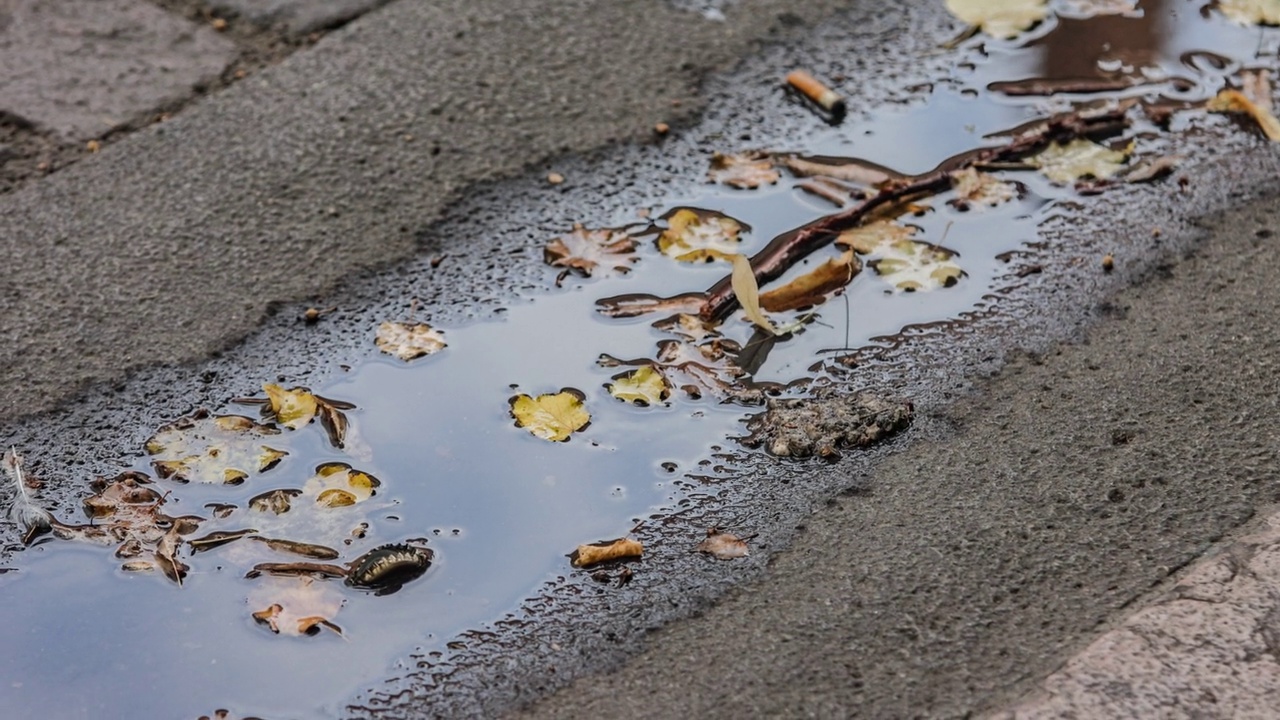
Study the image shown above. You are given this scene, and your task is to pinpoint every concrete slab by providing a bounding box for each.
[0,0,237,142]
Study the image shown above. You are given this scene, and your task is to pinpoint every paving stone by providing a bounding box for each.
[0,0,237,143]
[206,0,386,36]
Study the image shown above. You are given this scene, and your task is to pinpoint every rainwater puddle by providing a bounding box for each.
[2,3,1277,717]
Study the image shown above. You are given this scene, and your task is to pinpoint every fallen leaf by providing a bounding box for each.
[865,241,966,292]
[375,321,447,361]
[543,224,639,287]
[1058,0,1138,16]
[1124,154,1184,183]
[305,462,380,507]
[316,401,350,450]
[607,366,672,406]
[782,155,903,186]
[155,526,188,586]
[1026,138,1131,183]
[730,253,778,335]
[263,384,319,429]
[570,537,643,567]
[759,249,860,312]
[189,528,258,553]
[707,152,780,189]
[1243,69,1275,113]
[695,530,749,559]
[146,413,287,485]
[1218,0,1280,25]
[1208,88,1280,141]
[510,390,590,442]
[251,536,341,560]
[596,293,707,319]
[244,562,349,580]
[945,0,1049,38]
[249,488,302,515]
[835,220,919,254]
[249,577,345,637]
[950,167,1018,208]
[651,313,721,342]
[657,208,745,263]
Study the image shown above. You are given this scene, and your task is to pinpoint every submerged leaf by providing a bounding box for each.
[835,220,919,254]
[249,577,345,637]
[657,209,745,263]
[1059,0,1138,16]
[707,152,780,189]
[730,254,778,335]
[1218,0,1280,26]
[759,250,860,312]
[695,530,750,559]
[950,167,1017,208]
[570,537,643,567]
[652,313,721,342]
[305,462,380,507]
[146,413,287,485]
[1208,88,1280,141]
[607,366,671,406]
[945,0,1049,38]
[866,241,965,292]
[510,390,590,442]
[1026,139,1131,183]
[597,293,707,319]
[375,321,447,361]
[543,224,639,285]
[249,488,302,515]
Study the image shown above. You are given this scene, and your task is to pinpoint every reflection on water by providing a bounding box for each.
[1,3,1276,717]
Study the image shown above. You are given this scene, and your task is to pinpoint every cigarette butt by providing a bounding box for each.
[786,70,846,116]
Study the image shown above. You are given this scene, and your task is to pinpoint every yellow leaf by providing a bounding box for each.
[730,253,777,335]
[945,0,1049,39]
[146,413,288,485]
[607,366,671,406]
[759,250,860,312]
[657,209,744,263]
[316,489,357,508]
[264,384,319,429]
[1218,0,1280,25]
[1208,88,1280,141]
[570,537,643,567]
[707,152,780,189]
[1026,139,1131,183]
[375,321,447,361]
[304,462,380,505]
[510,390,590,442]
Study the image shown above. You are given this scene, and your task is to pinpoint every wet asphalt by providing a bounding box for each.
[4,0,1280,718]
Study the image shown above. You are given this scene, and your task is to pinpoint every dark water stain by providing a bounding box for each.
[1,3,1278,718]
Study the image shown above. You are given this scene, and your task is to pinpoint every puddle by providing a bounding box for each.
[2,2,1278,718]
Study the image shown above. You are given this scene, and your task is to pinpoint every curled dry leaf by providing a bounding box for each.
[730,254,778,335]
[375,321,447,361]
[1218,0,1280,25]
[543,224,639,286]
[607,365,671,406]
[759,249,860,313]
[1026,139,1132,183]
[945,0,1050,39]
[657,209,745,263]
[695,530,750,559]
[570,537,643,567]
[510,390,590,442]
[146,413,287,485]
[304,462,380,508]
[707,152,780,189]
[1208,88,1280,141]
[950,167,1017,208]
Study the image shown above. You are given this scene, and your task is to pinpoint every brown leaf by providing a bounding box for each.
[244,562,348,580]
[596,292,707,319]
[1209,88,1280,140]
[316,399,350,449]
[707,152,780,189]
[374,321,446,361]
[782,155,904,186]
[544,224,639,285]
[570,537,643,567]
[155,526,188,586]
[251,536,340,560]
[695,530,750,559]
[759,250,860,312]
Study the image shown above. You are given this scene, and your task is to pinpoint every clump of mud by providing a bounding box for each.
[741,393,912,458]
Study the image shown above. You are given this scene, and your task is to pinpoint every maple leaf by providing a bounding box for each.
[510,390,590,442]
[375,321,447,361]
[945,0,1050,39]
[695,529,750,559]
[1026,139,1131,183]
[657,208,745,263]
[1208,88,1280,141]
[949,167,1018,208]
[145,412,287,485]
[543,223,639,286]
[569,537,643,567]
[707,152,780,189]
[607,365,671,406]
[758,249,860,313]
[1218,0,1280,25]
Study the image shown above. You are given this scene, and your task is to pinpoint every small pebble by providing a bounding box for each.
[1102,254,1115,272]
[654,122,670,135]
[211,18,228,31]
[85,140,101,153]
[547,172,565,185]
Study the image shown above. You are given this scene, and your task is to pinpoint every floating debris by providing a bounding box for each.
[346,543,433,595]
[3,448,52,544]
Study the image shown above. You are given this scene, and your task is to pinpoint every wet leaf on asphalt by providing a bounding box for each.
[146,412,287,485]
[695,529,750,559]
[543,223,640,286]
[759,249,860,312]
[859,240,966,293]
[1026,139,1132,183]
[707,152,780,189]
[304,462,380,507]
[730,253,778,335]
[657,209,745,263]
[249,576,345,637]
[1217,0,1280,26]
[510,390,590,442]
[607,365,671,406]
[570,537,643,567]
[945,0,1049,39]
[375,321,447,361]
[1208,88,1280,141]
[950,167,1018,208]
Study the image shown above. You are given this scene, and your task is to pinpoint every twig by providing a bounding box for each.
[699,105,1131,321]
